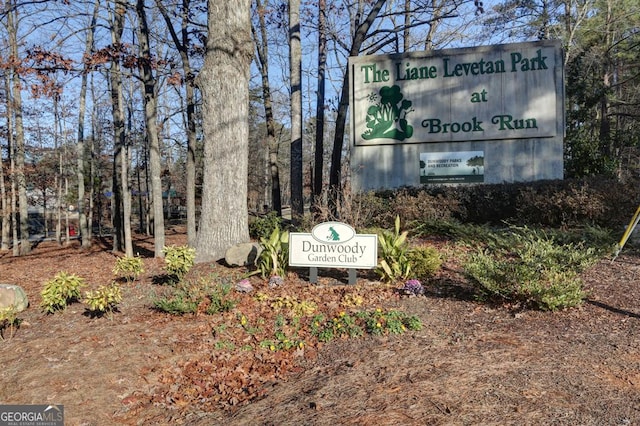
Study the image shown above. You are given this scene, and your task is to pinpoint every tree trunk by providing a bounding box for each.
[7,1,31,255]
[312,0,327,212]
[2,73,12,251]
[137,0,165,257]
[329,0,387,216]
[194,0,252,263]
[76,0,100,250]
[289,0,304,220]
[253,0,282,216]
[109,0,132,255]
[156,0,199,247]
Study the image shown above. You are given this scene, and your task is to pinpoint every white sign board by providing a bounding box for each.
[350,41,561,145]
[289,222,378,269]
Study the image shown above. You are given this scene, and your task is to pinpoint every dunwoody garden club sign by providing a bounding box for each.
[349,40,565,189]
[289,222,378,284]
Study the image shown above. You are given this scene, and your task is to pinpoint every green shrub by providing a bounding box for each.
[253,226,289,279]
[249,211,284,240]
[407,246,442,279]
[84,282,122,316]
[113,255,145,282]
[41,272,86,313]
[376,216,411,283]
[463,227,599,310]
[163,245,196,280]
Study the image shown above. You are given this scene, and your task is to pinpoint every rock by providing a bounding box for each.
[0,284,29,312]
[225,242,262,267]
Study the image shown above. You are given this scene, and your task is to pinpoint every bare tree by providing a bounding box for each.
[136,0,165,256]
[6,0,30,254]
[252,0,282,216]
[76,0,100,249]
[109,0,133,256]
[156,0,203,247]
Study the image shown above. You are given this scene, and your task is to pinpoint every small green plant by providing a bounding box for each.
[357,308,423,335]
[270,296,317,317]
[206,282,237,315]
[153,286,200,315]
[0,307,20,340]
[310,312,364,342]
[259,315,305,351]
[113,255,145,282]
[163,245,196,281]
[253,226,289,279]
[84,282,122,316]
[376,215,412,283]
[153,279,237,316]
[407,246,442,279]
[249,211,284,240]
[40,272,86,313]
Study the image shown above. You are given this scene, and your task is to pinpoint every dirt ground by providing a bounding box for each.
[1,228,639,426]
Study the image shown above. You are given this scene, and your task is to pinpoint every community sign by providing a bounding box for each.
[349,40,564,189]
[289,222,377,269]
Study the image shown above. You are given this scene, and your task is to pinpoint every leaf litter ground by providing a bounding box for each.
[1,227,639,425]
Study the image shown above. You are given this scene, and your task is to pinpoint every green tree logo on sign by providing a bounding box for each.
[362,85,414,141]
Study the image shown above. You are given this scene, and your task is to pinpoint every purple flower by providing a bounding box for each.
[402,279,424,296]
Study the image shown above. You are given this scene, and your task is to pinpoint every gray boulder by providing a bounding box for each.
[225,242,262,267]
[0,284,29,312]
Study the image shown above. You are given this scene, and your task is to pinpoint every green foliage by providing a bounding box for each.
[259,315,305,351]
[84,282,122,316]
[40,272,86,313]
[407,246,442,279]
[153,279,237,316]
[270,296,317,317]
[310,312,364,342]
[463,227,600,311]
[205,282,237,315]
[162,245,196,280]
[376,215,411,283]
[153,287,200,315]
[249,211,284,240]
[310,309,422,342]
[0,307,20,340]
[253,226,289,279]
[357,308,422,335]
[113,255,145,282]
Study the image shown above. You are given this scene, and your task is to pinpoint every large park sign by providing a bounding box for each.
[349,40,565,189]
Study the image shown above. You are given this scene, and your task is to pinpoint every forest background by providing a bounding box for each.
[0,0,638,260]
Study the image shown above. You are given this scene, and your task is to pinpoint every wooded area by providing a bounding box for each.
[0,0,638,258]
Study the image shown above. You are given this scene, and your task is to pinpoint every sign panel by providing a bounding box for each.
[289,222,378,269]
[420,151,484,183]
[350,41,561,145]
